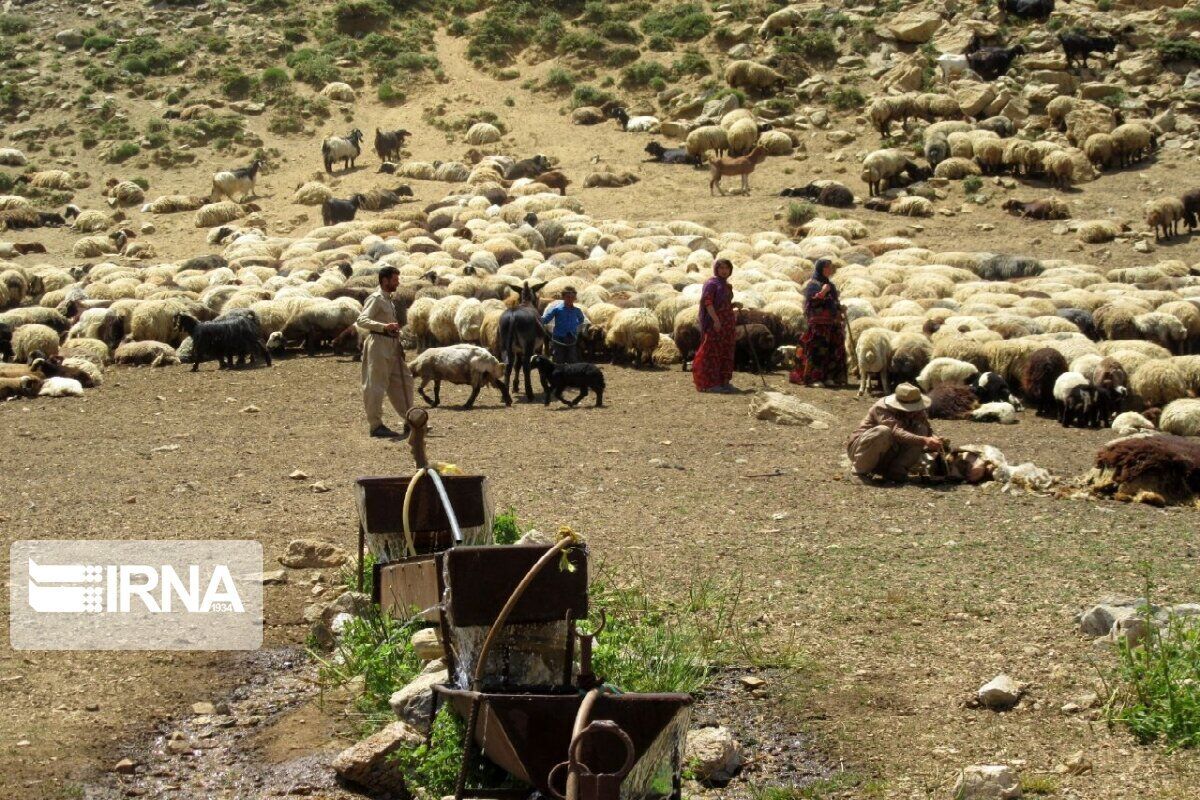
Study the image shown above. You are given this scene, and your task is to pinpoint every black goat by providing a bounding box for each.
[1061,383,1100,428]
[531,354,605,408]
[1000,0,1054,20]
[644,142,701,165]
[373,127,410,162]
[498,281,547,402]
[967,45,1025,81]
[1182,188,1200,230]
[969,371,1022,409]
[1095,385,1128,428]
[0,320,12,362]
[1058,30,1117,71]
[504,155,553,180]
[322,194,364,227]
[175,311,271,372]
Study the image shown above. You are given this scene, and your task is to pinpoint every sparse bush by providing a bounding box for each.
[377,81,406,103]
[787,201,816,227]
[0,14,31,35]
[606,45,640,67]
[331,0,393,33]
[117,36,195,76]
[777,30,838,60]
[286,48,341,86]
[220,68,255,99]
[260,66,290,89]
[963,175,983,193]
[534,12,565,51]
[543,66,576,92]
[827,86,865,110]
[83,35,116,51]
[106,141,140,163]
[1158,39,1200,64]
[621,59,667,87]
[1175,8,1200,24]
[641,4,711,42]
[447,17,469,36]
[672,50,709,77]
[1097,0,1113,10]
[600,20,642,43]
[559,30,607,58]
[571,83,615,108]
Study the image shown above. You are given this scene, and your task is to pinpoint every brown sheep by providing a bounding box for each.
[1021,347,1068,417]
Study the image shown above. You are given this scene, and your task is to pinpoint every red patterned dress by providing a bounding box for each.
[692,275,735,392]
[789,278,847,386]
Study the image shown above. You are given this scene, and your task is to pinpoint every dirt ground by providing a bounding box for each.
[1,354,1197,798]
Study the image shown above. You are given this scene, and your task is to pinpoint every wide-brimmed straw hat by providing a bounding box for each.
[885,383,931,412]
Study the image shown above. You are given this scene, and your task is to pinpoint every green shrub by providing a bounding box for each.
[205,35,231,54]
[777,30,838,59]
[286,48,341,86]
[447,17,469,35]
[672,50,709,77]
[0,81,20,109]
[0,173,12,192]
[331,0,393,32]
[492,508,521,544]
[377,81,406,103]
[83,35,116,51]
[107,141,140,163]
[621,59,667,87]
[605,45,640,67]
[543,66,576,92]
[786,201,816,227]
[641,4,711,42]
[117,36,194,76]
[761,96,795,116]
[827,86,865,110]
[0,14,31,35]
[260,66,290,89]
[220,68,255,99]
[1158,39,1200,64]
[963,175,983,193]
[1175,8,1200,24]
[392,707,508,796]
[534,12,565,50]
[571,83,615,108]
[599,20,642,43]
[1097,0,1113,10]
[559,30,607,58]
[468,5,531,64]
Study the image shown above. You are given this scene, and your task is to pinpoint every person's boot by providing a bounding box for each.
[370,424,400,438]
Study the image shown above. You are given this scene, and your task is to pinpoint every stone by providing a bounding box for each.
[310,481,331,493]
[749,392,836,428]
[1112,615,1151,646]
[739,675,766,689]
[1133,239,1153,254]
[1079,604,1136,637]
[684,727,744,783]
[826,130,856,144]
[1030,70,1077,92]
[332,720,422,795]
[320,82,357,102]
[389,669,449,734]
[246,569,286,585]
[879,54,926,92]
[810,109,829,128]
[191,701,216,715]
[886,11,943,44]
[411,627,444,661]
[701,94,739,122]
[659,121,690,139]
[955,83,996,118]
[1118,55,1159,85]
[728,43,753,59]
[113,758,137,774]
[1079,82,1121,101]
[288,469,308,480]
[55,29,85,49]
[1062,750,1092,776]
[279,539,348,568]
[1022,52,1067,71]
[515,529,553,546]
[977,674,1022,710]
[951,765,1022,799]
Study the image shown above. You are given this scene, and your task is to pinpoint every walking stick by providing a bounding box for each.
[739,322,769,389]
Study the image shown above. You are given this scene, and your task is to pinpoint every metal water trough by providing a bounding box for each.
[433,686,693,798]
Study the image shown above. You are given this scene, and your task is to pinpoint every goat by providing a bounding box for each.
[531,354,605,408]
[1000,0,1054,20]
[175,311,271,372]
[373,127,410,162]
[499,281,547,402]
[1181,188,1200,230]
[210,158,264,202]
[321,194,364,227]
[322,128,364,173]
[966,45,1025,81]
[644,142,701,166]
[709,146,768,196]
[1058,30,1118,71]
[1001,198,1067,220]
[533,170,571,196]
[504,155,552,180]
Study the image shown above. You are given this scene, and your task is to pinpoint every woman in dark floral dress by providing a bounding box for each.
[693,259,738,393]
[790,257,847,387]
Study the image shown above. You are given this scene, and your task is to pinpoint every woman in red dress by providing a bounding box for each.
[790,257,847,387]
[693,258,739,393]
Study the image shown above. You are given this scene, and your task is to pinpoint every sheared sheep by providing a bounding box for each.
[408,343,512,409]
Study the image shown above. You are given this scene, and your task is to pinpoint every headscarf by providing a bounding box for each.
[699,259,734,334]
[804,257,839,306]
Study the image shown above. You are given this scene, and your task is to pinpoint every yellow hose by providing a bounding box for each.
[400,468,428,558]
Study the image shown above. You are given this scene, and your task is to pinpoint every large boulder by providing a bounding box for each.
[952,765,1022,799]
[886,11,943,44]
[749,392,835,428]
[684,727,744,783]
[1079,603,1137,636]
[279,539,349,568]
[956,83,997,118]
[55,29,85,49]
[332,720,422,795]
[388,669,448,734]
[320,82,357,102]
[1118,54,1160,85]
[880,54,926,92]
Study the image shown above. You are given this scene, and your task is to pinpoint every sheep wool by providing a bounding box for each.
[1159,399,1200,438]
[195,201,246,228]
[466,123,502,146]
[12,323,60,361]
[39,376,84,397]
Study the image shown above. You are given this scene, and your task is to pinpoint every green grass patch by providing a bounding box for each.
[559,30,607,59]
[1175,8,1200,24]
[827,86,865,110]
[0,14,31,35]
[1020,774,1059,796]
[641,4,711,42]
[963,175,983,193]
[492,508,521,544]
[331,0,393,33]
[260,66,290,89]
[378,81,406,104]
[571,83,615,108]
[116,35,195,76]
[671,50,709,77]
[1106,599,1200,749]
[786,201,816,227]
[542,66,576,92]
[776,30,838,60]
[391,706,511,796]
[599,20,642,43]
[106,141,140,164]
[220,68,255,99]
[83,35,116,51]
[1157,39,1200,64]
[286,48,342,86]
[621,59,667,88]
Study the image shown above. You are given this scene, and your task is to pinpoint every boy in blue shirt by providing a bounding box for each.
[540,287,587,363]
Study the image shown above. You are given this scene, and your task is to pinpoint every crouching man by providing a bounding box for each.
[847,383,945,483]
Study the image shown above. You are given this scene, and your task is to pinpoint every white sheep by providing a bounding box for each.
[724,60,786,92]
[1111,411,1157,437]
[1145,198,1185,241]
[114,340,179,366]
[72,209,110,232]
[860,149,913,196]
[971,401,1018,424]
[758,5,804,38]
[408,344,511,408]
[61,356,103,387]
[195,201,245,228]
[605,307,659,366]
[1052,371,1091,406]
[916,357,979,391]
[12,323,60,361]
[855,328,893,396]
[1159,398,1200,437]
[466,123,502,146]
[725,117,759,156]
[39,376,83,397]
[72,235,119,259]
[621,115,660,133]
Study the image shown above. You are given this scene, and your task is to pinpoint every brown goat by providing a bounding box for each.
[709,146,768,196]
[534,170,571,196]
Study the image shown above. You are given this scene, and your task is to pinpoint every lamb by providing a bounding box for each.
[971,402,1019,424]
[408,343,512,409]
[1001,198,1069,220]
[685,126,730,161]
[373,128,410,162]
[466,122,502,146]
[855,328,892,396]
[605,307,660,367]
[863,196,933,217]
[970,371,1022,410]
[917,357,980,392]
[709,146,768,196]
[1021,347,1069,416]
[39,376,84,398]
[12,323,60,362]
[609,108,660,133]
[210,159,264,202]
[1111,411,1157,437]
[0,374,40,399]
[322,128,365,173]
[644,142,701,166]
[322,195,363,227]
[929,384,979,419]
[1159,399,1200,438]
[861,149,926,196]
[723,60,787,92]
[1054,371,1099,428]
[1145,197,1185,240]
[530,354,605,408]
[175,312,271,371]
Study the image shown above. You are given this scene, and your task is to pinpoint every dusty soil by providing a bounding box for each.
[2,355,1198,798]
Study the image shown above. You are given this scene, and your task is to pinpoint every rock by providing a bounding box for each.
[659,121,691,139]
[240,404,260,413]
[952,765,1022,799]
[1062,750,1092,776]
[246,569,286,585]
[1080,82,1120,101]
[1079,604,1136,637]
[411,627,444,661]
[977,674,1022,710]
[113,758,137,774]
[810,108,829,128]
[1030,70,1077,92]
[1133,239,1153,254]
[279,539,348,568]
[701,94,740,122]
[55,29,85,49]
[389,669,449,734]
[684,727,744,783]
[826,130,856,144]
[1112,614,1151,646]
[886,11,943,44]
[739,675,766,689]
[191,701,216,715]
[320,82,357,102]
[955,83,997,118]
[515,529,553,546]
[310,481,331,493]
[1186,69,1200,90]
[728,43,753,59]
[749,392,836,428]
[1022,52,1068,71]
[1119,54,1159,85]
[880,53,926,91]
[332,720,422,795]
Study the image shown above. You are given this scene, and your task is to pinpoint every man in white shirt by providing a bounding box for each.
[356,266,413,438]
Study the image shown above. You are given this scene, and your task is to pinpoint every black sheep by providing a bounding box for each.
[734,323,775,372]
[1021,347,1068,417]
[0,320,12,362]
[967,45,1026,81]
[1182,188,1200,230]
[531,354,605,408]
[928,384,979,420]
[321,194,363,227]
[970,371,1022,409]
[504,155,553,180]
[175,311,271,372]
[1057,308,1097,340]
[1001,0,1054,20]
[1095,385,1128,428]
[1061,383,1100,428]
[1058,30,1118,71]
[644,142,701,166]
[780,182,854,208]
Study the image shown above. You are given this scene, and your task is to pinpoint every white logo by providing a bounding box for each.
[27,560,245,614]
[11,541,263,651]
